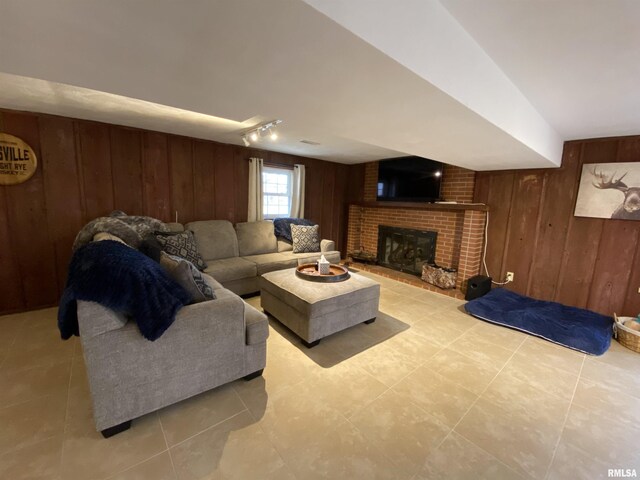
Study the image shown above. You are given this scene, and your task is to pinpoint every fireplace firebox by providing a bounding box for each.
[377,226,437,276]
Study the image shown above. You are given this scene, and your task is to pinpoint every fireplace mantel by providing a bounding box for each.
[352,201,488,212]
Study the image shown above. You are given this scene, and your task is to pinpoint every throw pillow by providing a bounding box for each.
[291,224,320,253]
[160,252,215,304]
[155,230,207,271]
[273,218,315,243]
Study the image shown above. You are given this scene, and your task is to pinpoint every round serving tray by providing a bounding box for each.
[295,263,351,283]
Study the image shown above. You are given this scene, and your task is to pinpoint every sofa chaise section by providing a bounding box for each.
[77,276,268,436]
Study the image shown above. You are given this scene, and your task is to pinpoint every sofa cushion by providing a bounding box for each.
[244,252,299,275]
[201,273,225,291]
[155,231,207,271]
[204,257,257,283]
[186,220,239,261]
[160,253,215,304]
[277,238,293,252]
[291,224,320,253]
[235,221,278,256]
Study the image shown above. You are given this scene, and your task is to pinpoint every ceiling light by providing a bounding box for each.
[240,119,283,147]
[434,171,442,177]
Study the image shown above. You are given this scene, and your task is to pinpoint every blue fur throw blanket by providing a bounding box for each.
[273,218,315,242]
[58,240,192,341]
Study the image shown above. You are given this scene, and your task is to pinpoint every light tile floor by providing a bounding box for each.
[0,271,639,479]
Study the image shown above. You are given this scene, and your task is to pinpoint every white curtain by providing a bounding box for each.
[247,157,264,222]
[290,164,306,218]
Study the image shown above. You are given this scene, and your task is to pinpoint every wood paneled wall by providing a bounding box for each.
[475,135,640,316]
[0,108,351,315]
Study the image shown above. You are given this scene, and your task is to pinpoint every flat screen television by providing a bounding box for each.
[376,156,443,202]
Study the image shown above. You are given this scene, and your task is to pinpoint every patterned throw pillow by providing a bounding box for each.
[291,224,320,253]
[155,231,207,271]
[273,218,315,243]
[160,253,215,304]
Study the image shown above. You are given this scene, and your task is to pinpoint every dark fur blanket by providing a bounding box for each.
[72,211,168,251]
[58,240,192,341]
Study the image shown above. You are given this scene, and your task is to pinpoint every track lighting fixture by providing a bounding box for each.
[241,120,282,146]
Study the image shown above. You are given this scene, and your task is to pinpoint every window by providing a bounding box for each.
[262,166,293,219]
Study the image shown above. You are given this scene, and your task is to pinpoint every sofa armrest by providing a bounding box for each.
[244,302,269,345]
[77,301,129,339]
[173,292,246,336]
[77,292,247,342]
[79,293,249,431]
[165,222,184,232]
[320,239,335,252]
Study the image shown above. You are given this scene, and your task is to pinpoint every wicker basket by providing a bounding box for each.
[613,314,640,353]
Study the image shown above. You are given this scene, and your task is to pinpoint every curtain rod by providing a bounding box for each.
[250,159,296,170]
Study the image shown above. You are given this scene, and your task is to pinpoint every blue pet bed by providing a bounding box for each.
[464,288,613,355]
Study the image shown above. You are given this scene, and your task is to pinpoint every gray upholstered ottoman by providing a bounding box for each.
[259,268,380,347]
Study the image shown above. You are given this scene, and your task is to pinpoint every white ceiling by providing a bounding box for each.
[0,0,637,170]
[440,0,640,141]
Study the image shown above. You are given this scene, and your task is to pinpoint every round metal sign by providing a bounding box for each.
[0,133,38,185]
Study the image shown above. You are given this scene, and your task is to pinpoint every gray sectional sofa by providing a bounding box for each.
[77,219,339,437]
[78,275,268,437]
[173,220,341,296]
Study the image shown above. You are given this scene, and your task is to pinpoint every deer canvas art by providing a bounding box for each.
[574,162,640,220]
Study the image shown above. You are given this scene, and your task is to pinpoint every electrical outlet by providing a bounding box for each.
[506,272,514,282]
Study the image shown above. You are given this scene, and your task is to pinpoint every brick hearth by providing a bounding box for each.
[347,162,485,298]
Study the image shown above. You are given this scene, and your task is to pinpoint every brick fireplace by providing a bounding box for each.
[347,163,486,298]
[377,225,437,275]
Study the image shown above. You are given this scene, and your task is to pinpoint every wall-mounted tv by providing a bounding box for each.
[377,156,443,202]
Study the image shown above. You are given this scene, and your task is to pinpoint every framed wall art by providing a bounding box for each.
[574,162,640,220]
[0,133,38,186]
